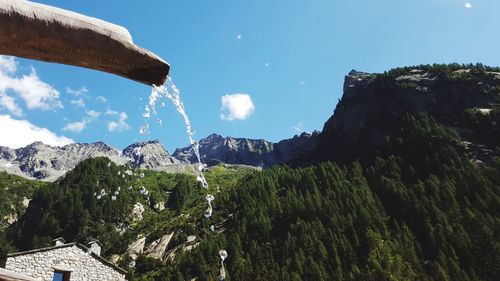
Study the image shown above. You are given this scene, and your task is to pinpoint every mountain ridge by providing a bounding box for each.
[173,131,318,167]
[0,132,318,181]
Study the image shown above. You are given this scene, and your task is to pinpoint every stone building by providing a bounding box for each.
[0,238,127,281]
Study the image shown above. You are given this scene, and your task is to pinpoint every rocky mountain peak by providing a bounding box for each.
[204,133,224,141]
[317,65,500,164]
[173,132,318,167]
[0,140,182,181]
[122,140,179,169]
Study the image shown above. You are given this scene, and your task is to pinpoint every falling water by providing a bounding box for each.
[142,77,209,189]
[142,76,227,279]
[219,250,228,280]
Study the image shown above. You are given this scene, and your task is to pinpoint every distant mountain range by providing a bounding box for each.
[0,133,318,181]
[0,140,180,181]
[172,132,318,167]
[2,65,498,182]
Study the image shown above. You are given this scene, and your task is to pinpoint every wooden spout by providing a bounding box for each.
[0,0,169,86]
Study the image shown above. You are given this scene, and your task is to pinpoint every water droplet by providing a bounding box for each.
[219,249,228,261]
[139,123,150,135]
[143,106,151,118]
[204,208,212,218]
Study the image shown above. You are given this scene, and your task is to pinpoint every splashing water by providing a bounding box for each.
[143,77,209,189]
[219,250,228,280]
[143,76,227,278]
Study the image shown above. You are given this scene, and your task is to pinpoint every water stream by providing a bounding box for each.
[142,77,227,280]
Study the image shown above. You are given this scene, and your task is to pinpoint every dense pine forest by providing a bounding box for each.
[0,64,499,280]
[142,113,499,281]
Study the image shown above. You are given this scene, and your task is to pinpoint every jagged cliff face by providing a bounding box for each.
[173,134,274,167]
[317,67,500,163]
[0,141,180,181]
[173,132,318,167]
[122,140,179,169]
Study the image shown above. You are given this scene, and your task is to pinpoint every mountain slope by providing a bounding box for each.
[0,141,182,181]
[173,132,318,167]
[122,140,179,168]
[316,65,499,164]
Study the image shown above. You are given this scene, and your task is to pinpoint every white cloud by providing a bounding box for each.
[86,110,101,119]
[0,56,17,73]
[107,112,130,132]
[63,120,88,133]
[105,108,119,115]
[70,98,85,107]
[96,96,107,103]
[465,3,472,8]
[220,93,255,121]
[0,94,22,116]
[0,56,62,115]
[65,86,88,97]
[0,114,73,148]
[62,110,100,133]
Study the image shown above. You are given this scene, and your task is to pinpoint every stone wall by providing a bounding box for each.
[4,245,126,281]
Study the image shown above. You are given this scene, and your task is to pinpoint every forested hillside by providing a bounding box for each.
[141,113,499,281]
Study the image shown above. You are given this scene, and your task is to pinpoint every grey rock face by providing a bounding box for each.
[316,68,500,163]
[0,142,124,180]
[122,140,179,169]
[0,133,319,180]
[0,146,16,161]
[173,133,318,167]
[0,140,181,181]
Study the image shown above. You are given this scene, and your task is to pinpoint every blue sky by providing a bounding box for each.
[0,0,499,152]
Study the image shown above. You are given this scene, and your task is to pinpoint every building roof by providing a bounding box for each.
[4,243,127,275]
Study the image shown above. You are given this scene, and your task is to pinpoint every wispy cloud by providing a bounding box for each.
[63,120,88,133]
[0,94,22,116]
[0,56,62,116]
[0,114,73,148]
[65,86,89,97]
[107,112,130,132]
[86,110,101,119]
[70,98,85,107]
[465,3,472,9]
[105,108,119,115]
[96,96,107,103]
[220,93,255,121]
[62,110,101,133]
